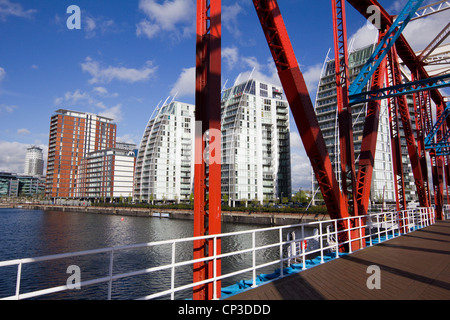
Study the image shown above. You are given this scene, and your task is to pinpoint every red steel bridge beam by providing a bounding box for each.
[253,0,356,250]
[193,0,222,300]
[332,0,358,217]
[348,0,446,217]
[412,74,432,206]
[355,30,387,218]
[389,46,430,208]
[252,0,348,227]
[347,0,446,108]
[386,49,407,212]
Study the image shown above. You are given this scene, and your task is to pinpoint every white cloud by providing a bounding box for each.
[99,104,123,123]
[17,128,30,136]
[117,134,139,145]
[0,103,16,113]
[136,0,195,40]
[349,25,378,51]
[222,46,239,70]
[136,19,160,39]
[236,56,280,87]
[222,3,244,39]
[0,0,36,21]
[290,132,312,191]
[0,66,5,81]
[403,13,450,51]
[349,7,450,53]
[83,13,118,39]
[54,87,123,122]
[0,141,47,174]
[81,57,157,84]
[170,67,195,98]
[0,141,27,173]
[302,63,324,94]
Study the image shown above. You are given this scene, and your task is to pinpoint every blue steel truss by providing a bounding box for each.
[424,103,450,153]
[348,0,425,96]
[349,74,450,105]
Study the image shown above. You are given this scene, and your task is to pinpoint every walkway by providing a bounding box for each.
[226,220,450,300]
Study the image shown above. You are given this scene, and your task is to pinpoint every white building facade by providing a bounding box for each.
[24,146,44,177]
[313,44,417,206]
[134,101,195,203]
[221,78,291,205]
[77,148,135,201]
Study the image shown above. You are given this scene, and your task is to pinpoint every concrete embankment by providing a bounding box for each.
[4,204,330,226]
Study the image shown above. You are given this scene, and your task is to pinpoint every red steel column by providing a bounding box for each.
[389,46,429,208]
[355,30,387,219]
[386,49,406,211]
[386,48,407,232]
[193,0,222,300]
[331,0,358,218]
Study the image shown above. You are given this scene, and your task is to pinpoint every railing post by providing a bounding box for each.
[15,261,22,300]
[171,242,176,300]
[358,216,363,249]
[252,232,257,288]
[301,225,306,270]
[334,220,339,257]
[347,218,352,254]
[319,221,324,263]
[213,236,218,300]
[279,228,284,276]
[108,249,114,300]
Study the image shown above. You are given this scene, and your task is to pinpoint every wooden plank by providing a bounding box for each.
[226,220,450,300]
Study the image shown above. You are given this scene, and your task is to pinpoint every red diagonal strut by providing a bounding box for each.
[252,0,348,224]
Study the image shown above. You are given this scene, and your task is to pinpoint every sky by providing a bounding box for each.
[0,0,448,192]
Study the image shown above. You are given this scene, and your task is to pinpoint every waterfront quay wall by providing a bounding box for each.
[6,204,330,226]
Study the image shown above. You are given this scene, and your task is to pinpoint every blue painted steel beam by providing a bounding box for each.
[424,102,450,147]
[425,123,450,153]
[348,0,425,96]
[349,74,450,105]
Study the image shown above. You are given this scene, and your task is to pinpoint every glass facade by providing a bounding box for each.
[221,78,291,205]
[134,101,195,203]
[313,44,417,206]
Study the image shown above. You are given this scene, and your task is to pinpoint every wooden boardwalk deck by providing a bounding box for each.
[226,220,450,300]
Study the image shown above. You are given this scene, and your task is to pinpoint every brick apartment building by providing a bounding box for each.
[45,109,116,199]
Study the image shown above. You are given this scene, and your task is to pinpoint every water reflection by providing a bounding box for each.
[0,209,316,300]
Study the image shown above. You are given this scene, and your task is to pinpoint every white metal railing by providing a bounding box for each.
[444,204,450,220]
[0,207,436,300]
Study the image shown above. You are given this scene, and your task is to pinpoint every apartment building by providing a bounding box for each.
[221,78,291,205]
[24,146,44,177]
[134,101,195,203]
[76,148,136,201]
[45,109,116,199]
[313,44,417,205]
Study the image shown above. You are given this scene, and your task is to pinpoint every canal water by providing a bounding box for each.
[0,208,317,300]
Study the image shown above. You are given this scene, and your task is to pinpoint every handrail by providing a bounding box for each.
[0,207,436,300]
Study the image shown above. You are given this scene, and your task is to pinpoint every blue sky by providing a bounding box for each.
[0,0,448,191]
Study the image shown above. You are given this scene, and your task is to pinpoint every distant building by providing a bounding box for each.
[76,148,136,201]
[45,109,116,199]
[116,141,138,154]
[0,172,45,197]
[24,146,44,177]
[221,78,291,205]
[134,101,195,203]
[312,44,417,205]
